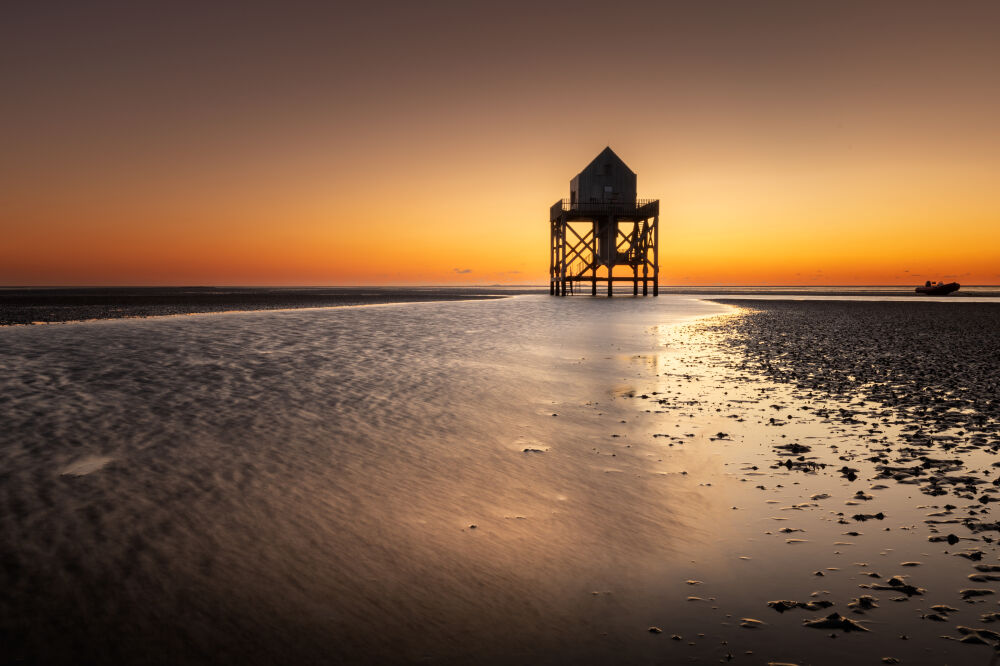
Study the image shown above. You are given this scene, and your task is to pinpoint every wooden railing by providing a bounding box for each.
[550,198,658,220]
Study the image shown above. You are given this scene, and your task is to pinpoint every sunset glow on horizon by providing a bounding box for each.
[4,1,999,286]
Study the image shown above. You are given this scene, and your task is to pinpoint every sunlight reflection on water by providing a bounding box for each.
[0,295,728,665]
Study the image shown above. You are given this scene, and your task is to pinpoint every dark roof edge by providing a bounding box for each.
[575,146,636,178]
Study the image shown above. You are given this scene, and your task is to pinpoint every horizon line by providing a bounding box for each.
[2,283,997,290]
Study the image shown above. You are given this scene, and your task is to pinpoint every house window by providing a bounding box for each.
[604,186,613,193]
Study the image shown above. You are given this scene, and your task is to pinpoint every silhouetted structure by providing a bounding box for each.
[550,147,659,297]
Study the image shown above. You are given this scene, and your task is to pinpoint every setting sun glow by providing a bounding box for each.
[3,2,998,286]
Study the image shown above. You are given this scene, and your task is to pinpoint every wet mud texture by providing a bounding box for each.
[710,299,1000,430]
[580,300,1000,663]
[699,299,1000,652]
[0,287,528,325]
[705,300,1000,514]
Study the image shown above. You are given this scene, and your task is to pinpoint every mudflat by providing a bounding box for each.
[657,298,1000,662]
[709,299,1000,426]
[3,295,1000,664]
[0,286,531,325]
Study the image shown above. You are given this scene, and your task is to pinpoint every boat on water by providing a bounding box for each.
[915,280,960,295]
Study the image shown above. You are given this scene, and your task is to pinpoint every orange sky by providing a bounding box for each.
[2,1,999,286]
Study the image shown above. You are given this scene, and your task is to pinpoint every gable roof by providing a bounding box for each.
[576,146,635,178]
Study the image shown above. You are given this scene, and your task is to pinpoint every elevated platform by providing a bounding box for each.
[549,197,659,297]
[550,199,659,222]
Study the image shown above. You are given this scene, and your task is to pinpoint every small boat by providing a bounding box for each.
[915,280,960,295]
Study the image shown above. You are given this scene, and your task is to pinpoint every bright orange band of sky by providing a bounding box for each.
[2,1,999,286]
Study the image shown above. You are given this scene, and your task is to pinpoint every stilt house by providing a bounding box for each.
[550,148,659,296]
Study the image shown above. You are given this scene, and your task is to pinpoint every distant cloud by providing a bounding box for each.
[452,268,472,274]
[500,270,521,275]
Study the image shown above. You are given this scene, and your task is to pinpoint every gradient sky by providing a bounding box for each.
[3,0,999,285]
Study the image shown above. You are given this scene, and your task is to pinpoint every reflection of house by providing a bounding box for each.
[550,147,659,297]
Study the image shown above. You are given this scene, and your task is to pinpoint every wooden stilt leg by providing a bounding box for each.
[652,214,659,296]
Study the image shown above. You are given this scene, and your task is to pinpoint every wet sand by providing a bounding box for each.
[4,295,1000,664]
[0,287,533,326]
[640,298,1000,663]
[709,299,1000,429]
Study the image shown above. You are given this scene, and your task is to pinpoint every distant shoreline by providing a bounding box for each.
[0,287,538,327]
[663,286,1000,297]
[4,285,1000,327]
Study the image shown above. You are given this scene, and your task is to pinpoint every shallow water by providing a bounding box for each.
[0,295,727,665]
[6,294,999,665]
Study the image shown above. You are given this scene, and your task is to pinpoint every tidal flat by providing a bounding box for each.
[0,287,526,326]
[1,295,999,664]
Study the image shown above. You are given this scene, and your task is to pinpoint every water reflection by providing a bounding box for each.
[0,295,728,665]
